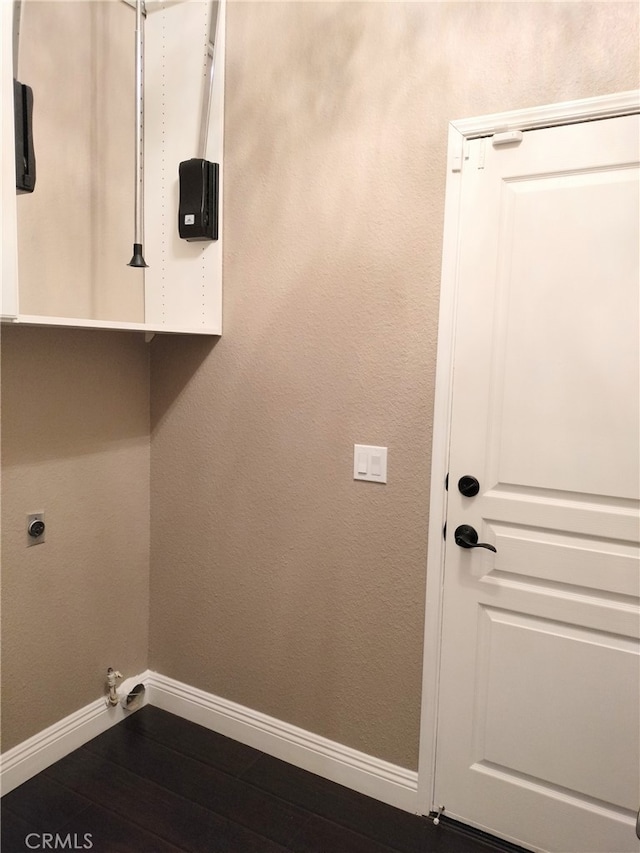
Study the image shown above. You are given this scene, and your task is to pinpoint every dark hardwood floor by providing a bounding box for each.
[1,706,527,853]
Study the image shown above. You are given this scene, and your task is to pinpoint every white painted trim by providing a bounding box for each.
[0,671,150,795]
[416,122,464,817]
[417,90,640,818]
[452,89,640,140]
[147,672,419,814]
[2,670,417,813]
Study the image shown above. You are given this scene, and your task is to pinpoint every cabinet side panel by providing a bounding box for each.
[144,0,224,334]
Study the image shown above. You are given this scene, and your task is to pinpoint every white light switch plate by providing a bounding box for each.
[353,445,387,483]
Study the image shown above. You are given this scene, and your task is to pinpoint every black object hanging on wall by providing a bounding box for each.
[178,158,218,241]
[14,78,36,193]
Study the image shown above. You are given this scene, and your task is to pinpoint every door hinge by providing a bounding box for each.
[451,137,463,173]
[451,138,470,173]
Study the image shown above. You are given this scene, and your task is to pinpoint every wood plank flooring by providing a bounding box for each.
[1,706,527,853]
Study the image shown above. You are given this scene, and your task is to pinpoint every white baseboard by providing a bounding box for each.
[146,672,419,814]
[1,670,419,815]
[0,671,151,796]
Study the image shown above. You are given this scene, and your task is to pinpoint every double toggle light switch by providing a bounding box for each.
[353,445,388,483]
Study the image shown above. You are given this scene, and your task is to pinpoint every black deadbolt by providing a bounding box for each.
[458,475,480,497]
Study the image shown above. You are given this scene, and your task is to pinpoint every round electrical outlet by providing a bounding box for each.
[28,519,45,538]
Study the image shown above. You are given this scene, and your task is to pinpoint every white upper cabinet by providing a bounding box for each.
[2,0,224,334]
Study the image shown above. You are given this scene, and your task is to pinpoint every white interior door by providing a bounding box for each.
[434,113,640,853]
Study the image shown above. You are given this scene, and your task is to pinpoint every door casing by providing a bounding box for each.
[416,88,640,821]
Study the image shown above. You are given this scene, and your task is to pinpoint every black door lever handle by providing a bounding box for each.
[454,524,497,553]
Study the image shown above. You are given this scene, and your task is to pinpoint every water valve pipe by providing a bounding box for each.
[106,667,123,706]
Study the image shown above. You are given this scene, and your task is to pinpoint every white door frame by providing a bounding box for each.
[416,89,640,818]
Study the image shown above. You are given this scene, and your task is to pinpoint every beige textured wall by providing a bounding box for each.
[1,327,150,751]
[150,1,639,770]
